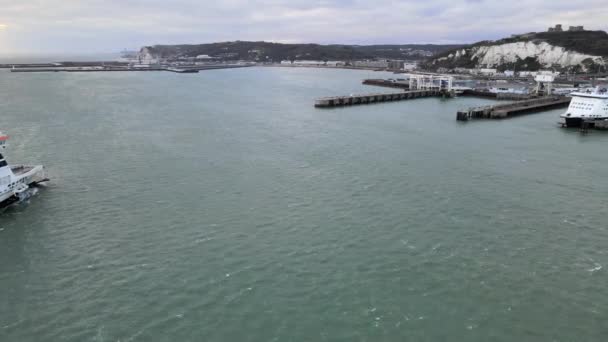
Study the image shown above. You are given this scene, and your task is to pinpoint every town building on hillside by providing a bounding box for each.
[539,70,561,77]
[453,67,475,74]
[403,62,418,71]
[352,60,389,68]
[388,60,405,70]
[478,68,498,76]
[280,60,345,67]
[548,24,584,32]
[548,24,563,32]
[518,71,538,77]
[289,60,325,66]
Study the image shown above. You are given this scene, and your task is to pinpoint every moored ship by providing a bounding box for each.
[560,87,608,128]
[0,132,48,209]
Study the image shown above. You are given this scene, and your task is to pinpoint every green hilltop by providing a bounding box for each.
[424,30,608,72]
[141,41,462,62]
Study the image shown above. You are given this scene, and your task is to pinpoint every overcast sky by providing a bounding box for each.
[1,0,607,55]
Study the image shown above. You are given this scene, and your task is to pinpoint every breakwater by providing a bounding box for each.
[457,96,571,120]
[315,90,441,108]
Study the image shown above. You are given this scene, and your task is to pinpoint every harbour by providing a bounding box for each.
[2,66,608,342]
[315,72,605,130]
[3,0,608,338]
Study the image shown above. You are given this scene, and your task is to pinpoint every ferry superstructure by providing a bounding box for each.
[560,87,608,128]
[0,132,48,208]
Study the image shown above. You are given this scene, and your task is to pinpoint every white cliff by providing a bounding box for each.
[437,41,605,71]
[138,47,158,64]
[472,42,604,68]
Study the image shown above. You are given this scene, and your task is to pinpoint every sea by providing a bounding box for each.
[1,66,607,341]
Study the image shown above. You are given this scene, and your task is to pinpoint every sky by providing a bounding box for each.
[0,0,607,56]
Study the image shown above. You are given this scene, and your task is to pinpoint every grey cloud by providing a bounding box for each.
[0,0,606,54]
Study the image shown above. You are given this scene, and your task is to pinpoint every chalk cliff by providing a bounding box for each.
[427,30,608,72]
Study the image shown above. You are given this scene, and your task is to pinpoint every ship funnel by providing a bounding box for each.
[0,133,9,149]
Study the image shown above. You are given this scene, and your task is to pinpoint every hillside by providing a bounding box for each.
[139,41,462,62]
[424,30,608,72]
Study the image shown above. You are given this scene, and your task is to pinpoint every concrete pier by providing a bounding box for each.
[11,66,162,72]
[362,80,534,101]
[362,79,410,90]
[165,67,199,73]
[457,96,571,120]
[459,90,531,100]
[315,90,441,108]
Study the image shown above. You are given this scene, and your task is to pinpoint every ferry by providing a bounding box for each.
[489,87,529,95]
[560,87,608,128]
[0,132,48,209]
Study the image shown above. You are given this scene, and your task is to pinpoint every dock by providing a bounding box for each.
[362,79,410,90]
[362,79,534,101]
[460,89,531,100]
[315,90,441,108]
[578,119,608,133]
[165,67,199,73]
[10,66,163,73]
[457,96,571,120]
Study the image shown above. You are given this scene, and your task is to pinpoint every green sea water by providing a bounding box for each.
[1,67,607,341]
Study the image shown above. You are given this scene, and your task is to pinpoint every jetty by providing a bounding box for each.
[316,74,456,108]
[362,79,410,90]
[10,66,163,72]
[165,67,199,73]
[456,96,571,120]
[363,79,535,100]
[315,90,443,108]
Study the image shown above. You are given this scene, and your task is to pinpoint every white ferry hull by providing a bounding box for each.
[560,88,608,128]
[0,132,48,209]
[0,165,47,209]
[561,116,584,128]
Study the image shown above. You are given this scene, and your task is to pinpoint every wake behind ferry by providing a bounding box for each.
[0,132,48,208]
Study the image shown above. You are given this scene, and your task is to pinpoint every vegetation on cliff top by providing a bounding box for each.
[424,30,608,71]
[142,41,462,62]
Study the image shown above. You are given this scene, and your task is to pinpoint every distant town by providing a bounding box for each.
[1,25,606,83]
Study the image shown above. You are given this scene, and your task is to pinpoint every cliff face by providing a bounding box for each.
[138,47,155,62]
[428,31,608,72]
[474,42,602,67]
